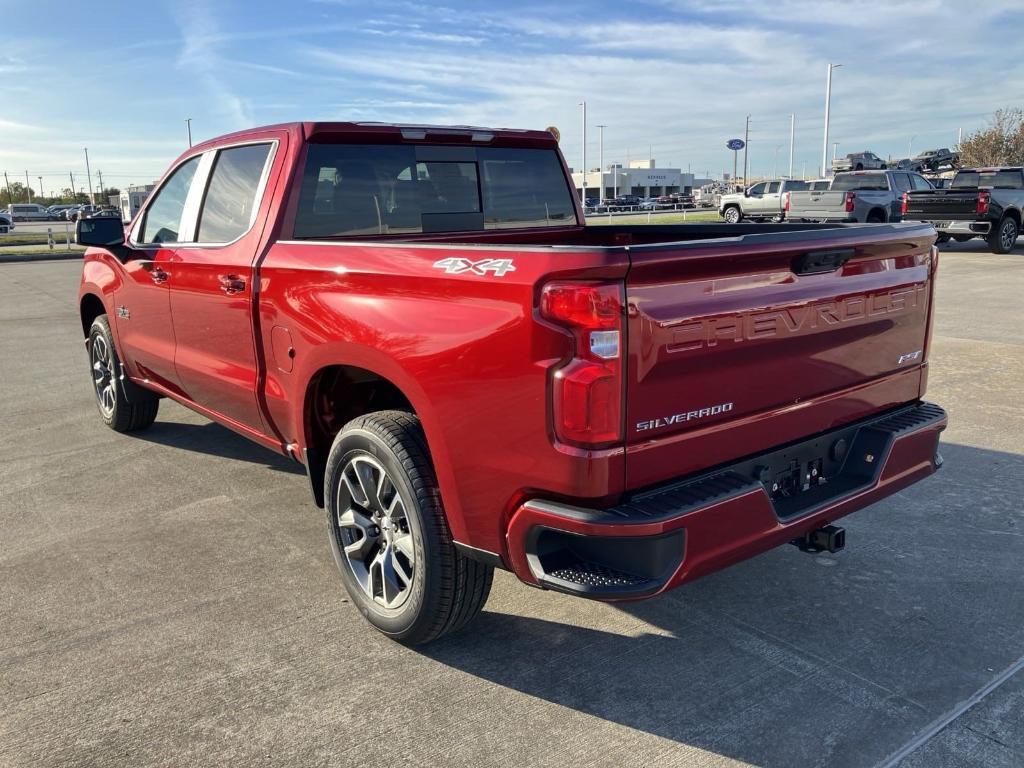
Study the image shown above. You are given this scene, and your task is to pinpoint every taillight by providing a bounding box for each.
[901,192,909,217]
[783,191,790,212]
[540,282,623,447]
[977,190,991,216]
[845,191,856,213]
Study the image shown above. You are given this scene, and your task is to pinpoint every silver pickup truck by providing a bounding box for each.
[718,179,809,223]
[784,170,933,223]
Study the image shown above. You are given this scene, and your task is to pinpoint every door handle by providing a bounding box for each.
[150,267,168,284]
[218,274,246,294]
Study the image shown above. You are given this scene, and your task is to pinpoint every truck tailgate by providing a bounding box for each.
[623,224,937,489]
[905,189,978,219]
[787,191,847,219]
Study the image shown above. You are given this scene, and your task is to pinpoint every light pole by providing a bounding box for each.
[38,176,44,200]
[909,135,916,158]
[821,63,842,177]
[25,170,32,202]
[788,114,795,178]
[83,148,95,206]
[832,142,839,169]
[742,114,751,188]
[579,101,587,204]
[597,124,607,202]
[186,117,193,147]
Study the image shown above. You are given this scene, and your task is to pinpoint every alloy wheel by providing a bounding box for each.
[1000,220,1017,251]
[91,334,116,416]
[335,454,416,609]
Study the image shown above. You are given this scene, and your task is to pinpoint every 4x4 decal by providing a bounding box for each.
[432,257,516,277]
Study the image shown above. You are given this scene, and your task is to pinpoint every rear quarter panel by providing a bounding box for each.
[257,240,629,554]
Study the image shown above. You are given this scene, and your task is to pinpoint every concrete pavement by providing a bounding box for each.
[1,241,1022,767]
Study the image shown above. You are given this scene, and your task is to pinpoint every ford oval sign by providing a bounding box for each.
[726,139,745,151]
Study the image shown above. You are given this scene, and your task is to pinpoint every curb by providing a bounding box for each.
[0,251,84,264]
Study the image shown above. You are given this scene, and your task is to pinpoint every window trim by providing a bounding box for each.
[128,152,206,249]
[191,140,278,247]
[128,138,278,250]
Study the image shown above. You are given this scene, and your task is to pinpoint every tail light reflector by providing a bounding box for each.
[783,192,791,212]
[540,282,624,447]
[845,191,856,213]
[977,190,991,216]
[901,192,909,217]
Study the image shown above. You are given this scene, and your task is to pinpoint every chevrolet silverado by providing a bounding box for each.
[785,169,933,223]
[903,166,1024,253]
[76,122,947,644]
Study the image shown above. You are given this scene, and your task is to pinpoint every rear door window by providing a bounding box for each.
[911,175,932,190]
[892,173,913,192]
[766,182,781,193]
[196,143,273,243]
[139,156,201,244]
[831,174,888,191]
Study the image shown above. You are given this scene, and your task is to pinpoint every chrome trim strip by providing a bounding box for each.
[128,138,280,251]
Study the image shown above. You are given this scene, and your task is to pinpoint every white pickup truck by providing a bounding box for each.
[719,179,810,223]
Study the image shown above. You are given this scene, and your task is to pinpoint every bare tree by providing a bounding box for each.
[958,107,1024,167]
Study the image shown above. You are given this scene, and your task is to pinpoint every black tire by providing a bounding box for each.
[88,315,159,432]
[987,216,1019,254]
[952,234,974,243]
[880,164,888,170]
[935,234,951,244]
[866,210,886,223]
[854,163,864,171]
[723,205,742,224]
[324,410,493,645]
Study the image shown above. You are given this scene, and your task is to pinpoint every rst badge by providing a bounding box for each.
[432,257,516,277]
[897,350,922,365]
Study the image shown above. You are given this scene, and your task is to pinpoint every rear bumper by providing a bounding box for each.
[505,402,947,600]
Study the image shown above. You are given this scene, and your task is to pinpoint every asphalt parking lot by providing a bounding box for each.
[1,241,1022,768]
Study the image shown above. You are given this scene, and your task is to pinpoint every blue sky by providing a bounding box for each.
[2,0,1023,192]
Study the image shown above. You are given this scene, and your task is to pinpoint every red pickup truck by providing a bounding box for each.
[77,122,947,644]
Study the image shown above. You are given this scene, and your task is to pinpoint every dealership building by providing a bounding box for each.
[571,160,697,200]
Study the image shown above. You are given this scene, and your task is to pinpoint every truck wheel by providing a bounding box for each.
[987,216,1019,254]
[935,234,951,244]
[855,163,864,171]
[866,210,886,223]
[324,410,493,645]
[88,316,159,432]
[723,206,742,224]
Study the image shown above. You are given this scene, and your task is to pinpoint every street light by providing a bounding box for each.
[909,135,916,158]
[596,124,607,202]
[38,176,44,200]
[578,102,587,204]
[186,117,193,148]
[83,147,95,206]
[821,63,842,176]
[832,142,839,168]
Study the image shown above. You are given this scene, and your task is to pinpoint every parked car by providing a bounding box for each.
[610,194,641,210]
[719,179,810,223]
[0,211,12,233]
[785,170,932,223]
[69,205,98,222]
[75,120,947,644]
[669,193,695,208]
[48,204,79,218]
[912,148,959,173]
[903,166,1024,252]
[832,151,887,172]
[88,207,122,219]
[6,203,56,221]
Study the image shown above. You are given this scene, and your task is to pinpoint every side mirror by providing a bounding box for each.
[744,189,750,197]
[76,216,126,248]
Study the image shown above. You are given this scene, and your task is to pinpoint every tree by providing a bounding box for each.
[958,107,1024,167]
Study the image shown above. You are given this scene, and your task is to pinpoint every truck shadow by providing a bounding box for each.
[133,420,305,476]
[420,442,1024,767]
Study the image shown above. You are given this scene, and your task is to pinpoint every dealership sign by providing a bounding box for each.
[726,139,745,150]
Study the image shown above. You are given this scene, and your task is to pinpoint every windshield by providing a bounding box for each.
[293,143,577,237]
[951,170,1023,189]
[830,173,889,191]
